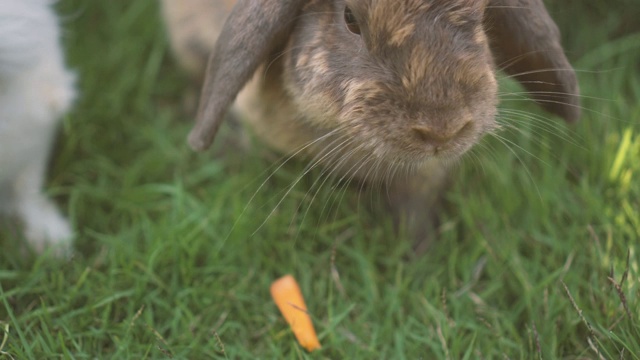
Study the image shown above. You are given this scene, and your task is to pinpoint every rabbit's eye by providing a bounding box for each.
[344,6,361,35]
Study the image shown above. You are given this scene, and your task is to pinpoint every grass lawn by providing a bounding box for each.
[1,1,639,358]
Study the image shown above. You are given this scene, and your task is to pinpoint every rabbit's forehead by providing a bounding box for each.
[364,0,431,36]
[356,0,484,35]
[400,45,477,91]
[351,2,485,55]
[372,26,491,101]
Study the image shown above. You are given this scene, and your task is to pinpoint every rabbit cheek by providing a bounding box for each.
[286,46,344,128]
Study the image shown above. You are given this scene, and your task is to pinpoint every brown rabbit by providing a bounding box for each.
[161,0,580,242]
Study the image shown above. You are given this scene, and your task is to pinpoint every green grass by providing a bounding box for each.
[1,1,639,358]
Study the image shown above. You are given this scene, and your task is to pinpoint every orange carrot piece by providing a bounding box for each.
[270,275,321,352]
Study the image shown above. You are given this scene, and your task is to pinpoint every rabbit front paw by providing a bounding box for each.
[20,200,73,257]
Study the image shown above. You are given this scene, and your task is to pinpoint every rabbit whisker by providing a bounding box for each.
[501,98,620,122]
[497,109,586,149]
[499,90,609,104]
[293,137,363,232]
[488,132,542,200]
[219,127,344,242]
[251,130,356,236]
[313,143,376,235]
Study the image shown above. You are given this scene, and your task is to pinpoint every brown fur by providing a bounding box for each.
[161,0,579,244]
[160,0,232,78]
[485,0,580,122]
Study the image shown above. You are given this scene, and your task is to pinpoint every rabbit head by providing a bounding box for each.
[279,0,499,165]
[188,0,579,169]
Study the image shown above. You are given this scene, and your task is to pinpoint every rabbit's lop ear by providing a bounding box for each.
[485,0,580,123]
[188,0,307,151]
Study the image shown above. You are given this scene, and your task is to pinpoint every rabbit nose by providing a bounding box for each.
[411,121,472,147]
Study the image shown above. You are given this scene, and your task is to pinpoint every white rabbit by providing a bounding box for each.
[0,0,76,255]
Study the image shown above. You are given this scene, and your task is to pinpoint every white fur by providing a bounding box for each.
[0,0,76,255]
